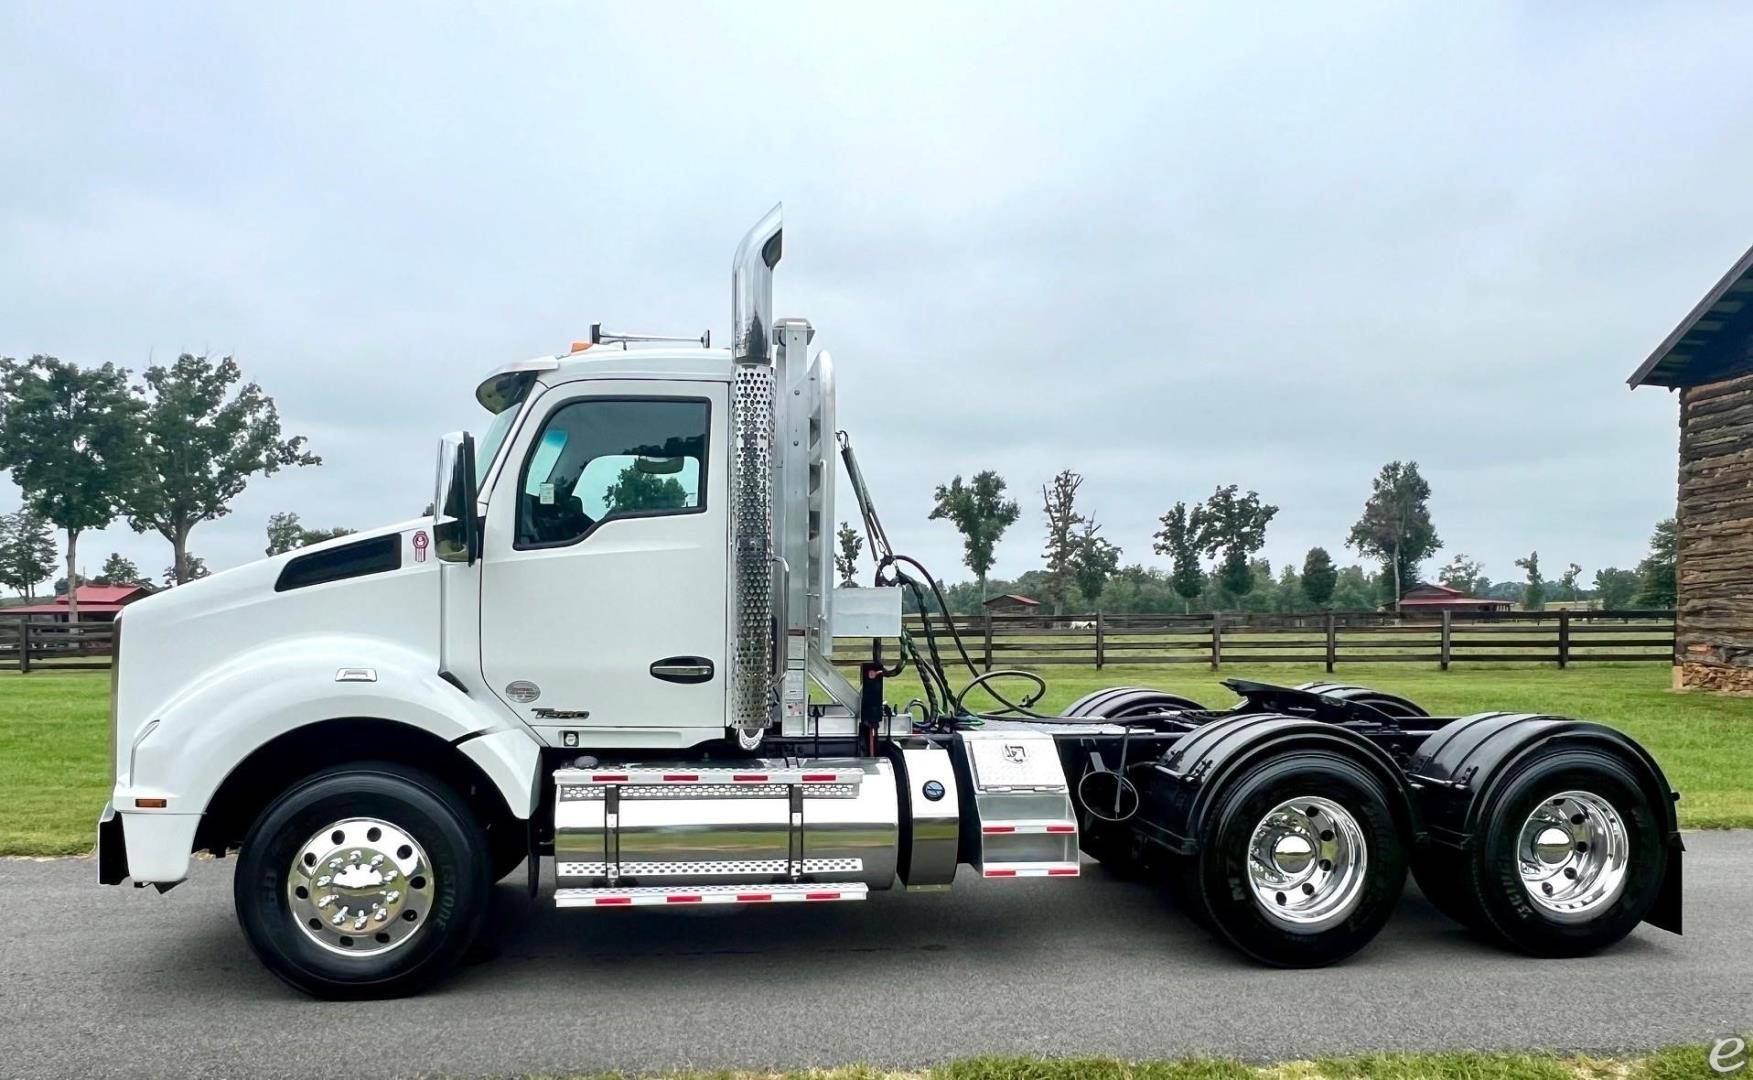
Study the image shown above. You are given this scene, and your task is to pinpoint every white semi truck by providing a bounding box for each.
[99,208,1682,999]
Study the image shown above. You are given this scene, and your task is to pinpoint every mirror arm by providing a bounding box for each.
[461,432,482,566]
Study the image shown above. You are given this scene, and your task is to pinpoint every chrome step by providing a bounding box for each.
[980,861,1081,879]
[555,882,869,908]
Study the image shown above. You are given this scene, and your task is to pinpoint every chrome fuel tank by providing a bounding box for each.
[553,758,898,889]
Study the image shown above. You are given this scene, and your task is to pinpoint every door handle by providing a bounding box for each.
[650,656,715,684]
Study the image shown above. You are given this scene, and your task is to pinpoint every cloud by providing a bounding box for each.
[1,3,1748,588]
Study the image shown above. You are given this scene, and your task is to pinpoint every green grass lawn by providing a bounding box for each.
[533,1044,1720,1079]
[2,662,1750,856]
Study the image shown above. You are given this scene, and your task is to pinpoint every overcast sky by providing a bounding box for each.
[4,3,1752,591]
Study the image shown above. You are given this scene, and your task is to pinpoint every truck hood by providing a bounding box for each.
[114,518,440,753]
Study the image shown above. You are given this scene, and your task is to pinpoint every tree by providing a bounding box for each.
[54,574,89,596]
[0,510,58,600]
[1330,564,1380,612]
[835,521,864,586]
[124,353,319,586]
[299,525,354,546]
[0,356,145,620]
[162,554,210,587]
[265,511,305,556]
[603,464,687,514]
[1191,484,1278,598]
[1635,518,1677,608]
[1039,470,1085,614]
[1153,502,1205,612]
[95,552,148,588]
[266,511,354,555]
[1594,567,1639,610]
[1347,461,1441,609]
[1558,562,1583,603]
[1072,518,1121,608]
[1437,554,1487,597]
[929,471,1020,602]
[1272,561,1305,612]
[1301,547,1337,608]
[1516,551,1546,612]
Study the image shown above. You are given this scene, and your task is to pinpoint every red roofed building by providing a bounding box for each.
[5,584,153,623]
[1393,582,1513,615]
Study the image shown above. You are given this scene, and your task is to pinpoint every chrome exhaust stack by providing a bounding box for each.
[729,205,783,749]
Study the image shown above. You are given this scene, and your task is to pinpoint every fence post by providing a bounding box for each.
[1324,612,1336,673]
[1557,609,1571,669]
[1210,612,1223,670]
[982,614,994,672]
[1440,610,1452,671]
[1094,611,1105,670]
[18,619,31,674]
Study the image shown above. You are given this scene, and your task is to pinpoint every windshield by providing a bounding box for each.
[477,401,522,472]
[473,370,538,471]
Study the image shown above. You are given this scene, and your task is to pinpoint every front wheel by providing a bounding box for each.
[1177,751,1406,967]
[234,762,493,999]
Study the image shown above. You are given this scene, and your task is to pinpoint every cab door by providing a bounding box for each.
[478,379,728,746]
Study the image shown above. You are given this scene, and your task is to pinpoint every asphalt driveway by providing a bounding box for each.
[2,832,1749,1078]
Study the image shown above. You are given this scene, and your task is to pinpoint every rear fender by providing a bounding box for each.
[1135,712,1420,856]
[1407,712,1682,933]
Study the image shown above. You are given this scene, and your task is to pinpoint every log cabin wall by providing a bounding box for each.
[1677,368,1753,691]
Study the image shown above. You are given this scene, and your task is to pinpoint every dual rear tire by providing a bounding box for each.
[1171,744,1666,966]
[1412,746,1666,957]
[1174,751,1406,967]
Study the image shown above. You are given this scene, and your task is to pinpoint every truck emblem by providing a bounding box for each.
[505,680,541,703]
[1003,744,1028,763]
[411,531,429,562]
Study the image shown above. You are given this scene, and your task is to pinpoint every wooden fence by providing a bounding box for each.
[0,619,117,672]
[831,609,1677,672]
[0,609,1676,675]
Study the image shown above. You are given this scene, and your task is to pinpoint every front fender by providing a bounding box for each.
[119,633,537,819]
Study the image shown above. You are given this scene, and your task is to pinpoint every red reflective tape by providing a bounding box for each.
[982,825,1015,834]
[1048,868,1079,876]
[736,893,773,902]
[592,774,628,783]
[666,894,702,904]
[662,773,699,782]
[804,891,840,901]
[801,773,838,782]
[732,774,769,782]
[1046,825,1076,834]
[984,869,1017,878]
[595,897,632,905]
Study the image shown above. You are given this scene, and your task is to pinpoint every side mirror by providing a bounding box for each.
[433,432,481,565]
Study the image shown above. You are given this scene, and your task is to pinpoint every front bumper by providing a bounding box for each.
[97,801,201,886]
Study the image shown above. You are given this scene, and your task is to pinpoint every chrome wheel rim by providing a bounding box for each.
[1517,790,1628,922]
[287,817,435,956]
[1246,796,1369,931]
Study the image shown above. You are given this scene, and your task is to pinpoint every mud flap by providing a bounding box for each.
[97,803,129,885]
[1645,835,1683,934]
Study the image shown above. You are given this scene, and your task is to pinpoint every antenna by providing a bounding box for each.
[589,323,711,349]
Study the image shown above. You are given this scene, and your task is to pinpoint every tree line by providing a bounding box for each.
[0,353,325,618]
[839,460,1678,616]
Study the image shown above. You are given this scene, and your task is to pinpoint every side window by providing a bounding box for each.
[516,398,708,547]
